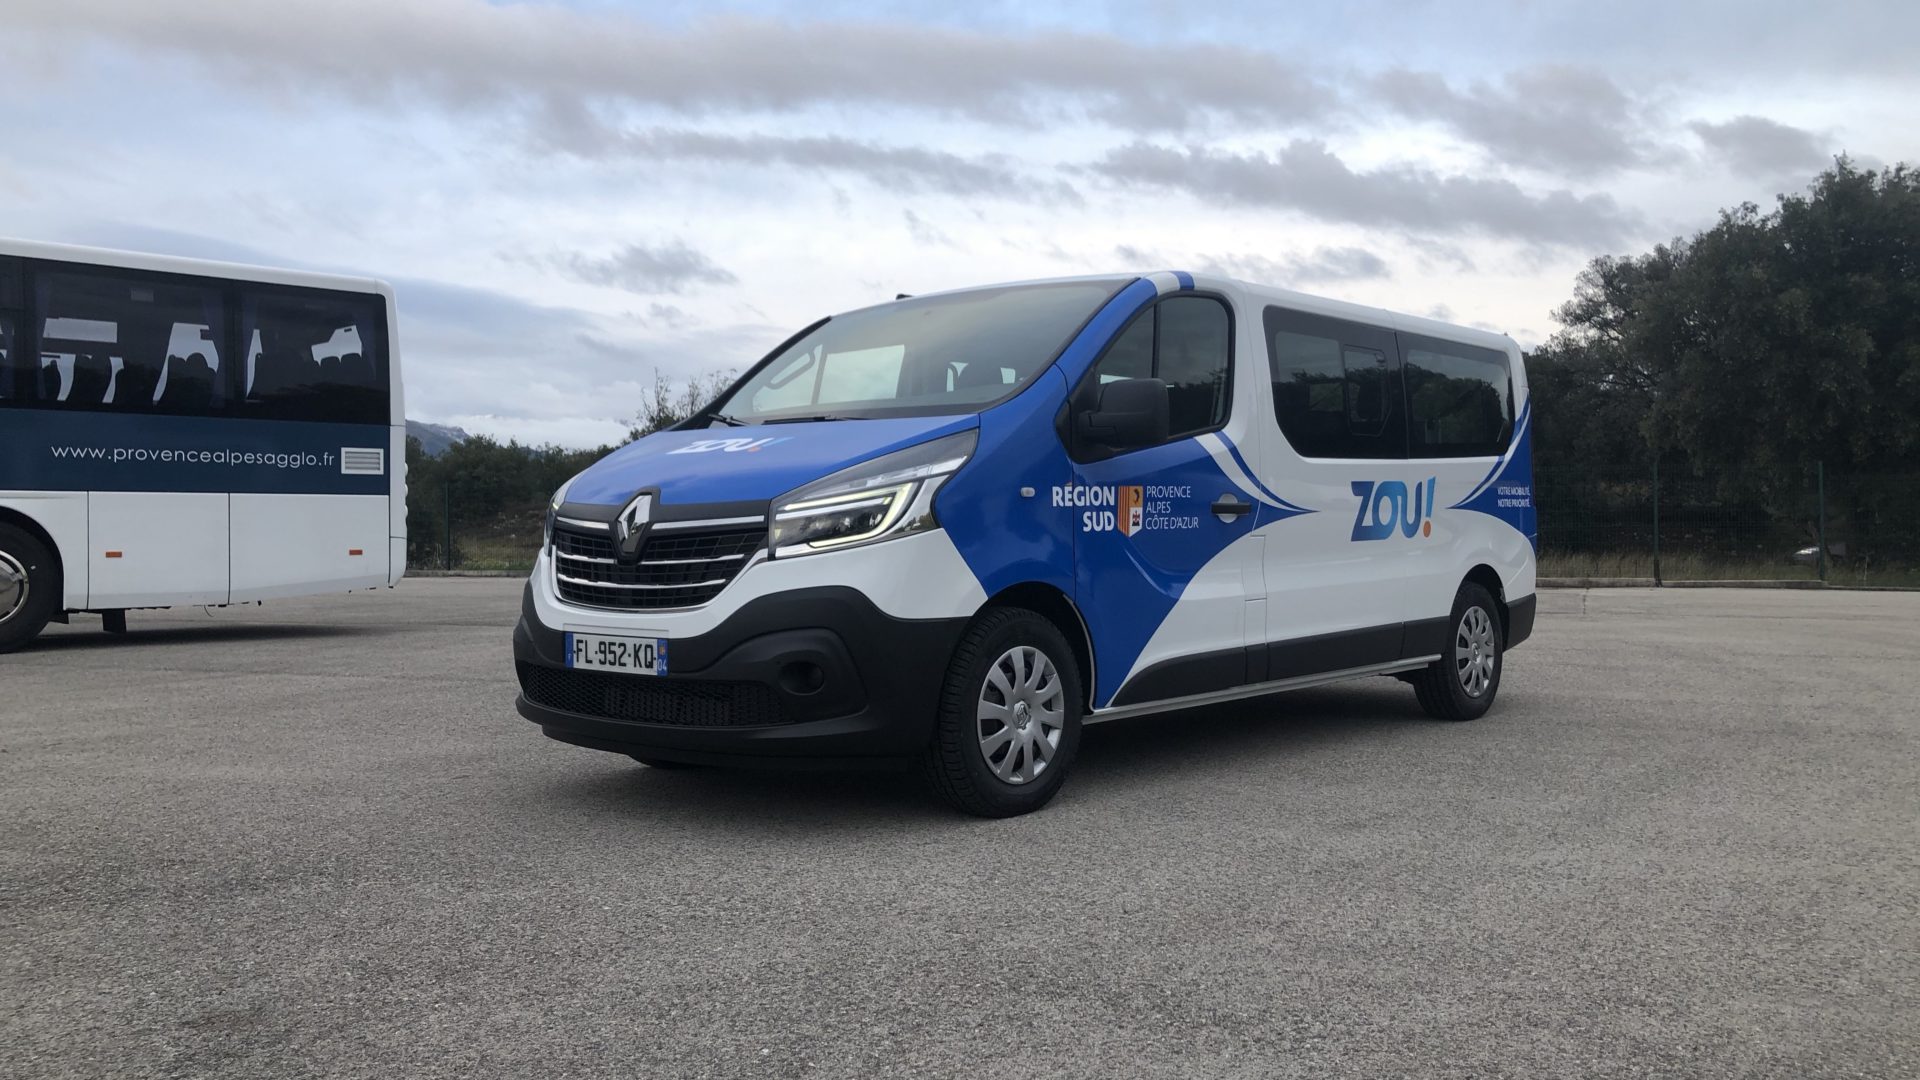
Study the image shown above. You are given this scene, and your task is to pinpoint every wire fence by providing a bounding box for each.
[406,464,1920,587]
[407,485,546,574]
[1537,463,1920,586]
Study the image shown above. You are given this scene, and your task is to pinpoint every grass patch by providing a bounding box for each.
[450,534,540,573]
[415,529,1920,588]
[1540,549,1920,587]
[1539,551,1815,581]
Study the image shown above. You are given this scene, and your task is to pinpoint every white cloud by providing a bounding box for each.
[1090,140,1639,247]
[1,0,1913,447]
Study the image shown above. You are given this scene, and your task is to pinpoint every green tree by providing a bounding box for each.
[1539,158,1920,475]
[1531,157,1920,564]
[630,369,737,439]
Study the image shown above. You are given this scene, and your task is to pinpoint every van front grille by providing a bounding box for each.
[551,519,764,611]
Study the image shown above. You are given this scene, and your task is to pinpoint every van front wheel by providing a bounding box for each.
[923,608,1084,817]
[1413,581,1503,722]
[0,524,58,654]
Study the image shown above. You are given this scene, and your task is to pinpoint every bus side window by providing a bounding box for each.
[0,259,17,403]
[0,312,14,404]
[31,270,226,414]
[240,291,388,425]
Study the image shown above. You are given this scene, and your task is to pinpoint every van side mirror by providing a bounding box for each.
[1077,377,1169,451]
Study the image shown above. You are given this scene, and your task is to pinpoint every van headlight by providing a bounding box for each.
[769,430,977,557]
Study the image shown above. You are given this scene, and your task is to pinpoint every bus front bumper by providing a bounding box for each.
[512,582,967,770]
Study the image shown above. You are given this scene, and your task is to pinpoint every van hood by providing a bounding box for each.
[563,415,980,508]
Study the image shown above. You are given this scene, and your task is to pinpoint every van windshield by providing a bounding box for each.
[710,279,1127,423]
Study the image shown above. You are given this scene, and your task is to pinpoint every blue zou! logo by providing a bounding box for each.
[1350,478,1438,541]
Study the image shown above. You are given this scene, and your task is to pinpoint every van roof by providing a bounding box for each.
[880,271,1517,355]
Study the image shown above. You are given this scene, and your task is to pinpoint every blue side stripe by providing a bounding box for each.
[1455,399,1530,508]
[1218,432,1313,513]
[1172,270,1194,290]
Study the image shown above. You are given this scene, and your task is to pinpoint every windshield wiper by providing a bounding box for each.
[760,414,867,424]
[708,412,749,427]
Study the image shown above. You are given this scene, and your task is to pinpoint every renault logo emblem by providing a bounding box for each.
[614,493,653,562]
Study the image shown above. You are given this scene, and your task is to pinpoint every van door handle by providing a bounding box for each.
[1211,494,1253,519]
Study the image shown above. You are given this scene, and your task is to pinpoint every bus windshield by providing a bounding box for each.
[710,279,1126,423]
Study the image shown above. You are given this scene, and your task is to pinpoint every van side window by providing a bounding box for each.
[1158,295,1231,436]
[1092,307,1153,386]
[1265,307,1405,459]
[1401,334,1512,457]
[1080,294,1232,447]
[31,270,227,415]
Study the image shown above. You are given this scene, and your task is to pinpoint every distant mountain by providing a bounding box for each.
[406,420,472,457]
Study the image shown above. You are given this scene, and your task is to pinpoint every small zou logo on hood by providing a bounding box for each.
[667,437,791,455]
[1351,478,1437,541]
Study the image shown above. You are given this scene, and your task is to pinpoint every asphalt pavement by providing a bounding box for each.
[2,579,1915,1079]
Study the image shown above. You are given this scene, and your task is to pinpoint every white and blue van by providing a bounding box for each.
[514,272,1536,816]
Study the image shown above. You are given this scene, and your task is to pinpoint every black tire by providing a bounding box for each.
[1413,581,1503,722]
[0,523,59,654]
[922,607,1084,818]
[629,755,702,770]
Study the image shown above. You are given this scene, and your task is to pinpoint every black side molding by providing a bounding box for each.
[1506,594,1537,649]
[1108,620,1433,708]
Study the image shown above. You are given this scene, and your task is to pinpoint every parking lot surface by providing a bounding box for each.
[3,580,1916,1078]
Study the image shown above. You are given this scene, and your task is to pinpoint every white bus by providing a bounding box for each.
[0,240,405,651]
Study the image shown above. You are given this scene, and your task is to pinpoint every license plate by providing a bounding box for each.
[565,632,668,676]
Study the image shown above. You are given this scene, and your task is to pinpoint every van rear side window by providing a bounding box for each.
[1402,335,1513,458]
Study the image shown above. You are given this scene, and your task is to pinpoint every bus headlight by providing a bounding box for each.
[769,430,976,557]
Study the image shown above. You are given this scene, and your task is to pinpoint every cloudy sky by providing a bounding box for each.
[6,0,1913,447]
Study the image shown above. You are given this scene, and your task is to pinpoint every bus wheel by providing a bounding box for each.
[1413,581,1503,722]
[923,607,1084,818]
[0,524,59,654]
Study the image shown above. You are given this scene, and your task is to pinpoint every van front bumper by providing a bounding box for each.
[513,582,968,770]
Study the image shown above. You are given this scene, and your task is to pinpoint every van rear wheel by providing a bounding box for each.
[923,607,1083,818]
[1413,581,1503,722]
[0,524,59,654]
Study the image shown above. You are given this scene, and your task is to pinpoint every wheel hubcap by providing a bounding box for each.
[1455,605,1497,698]
[0,552,27,625]
[977,645,1065,785]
